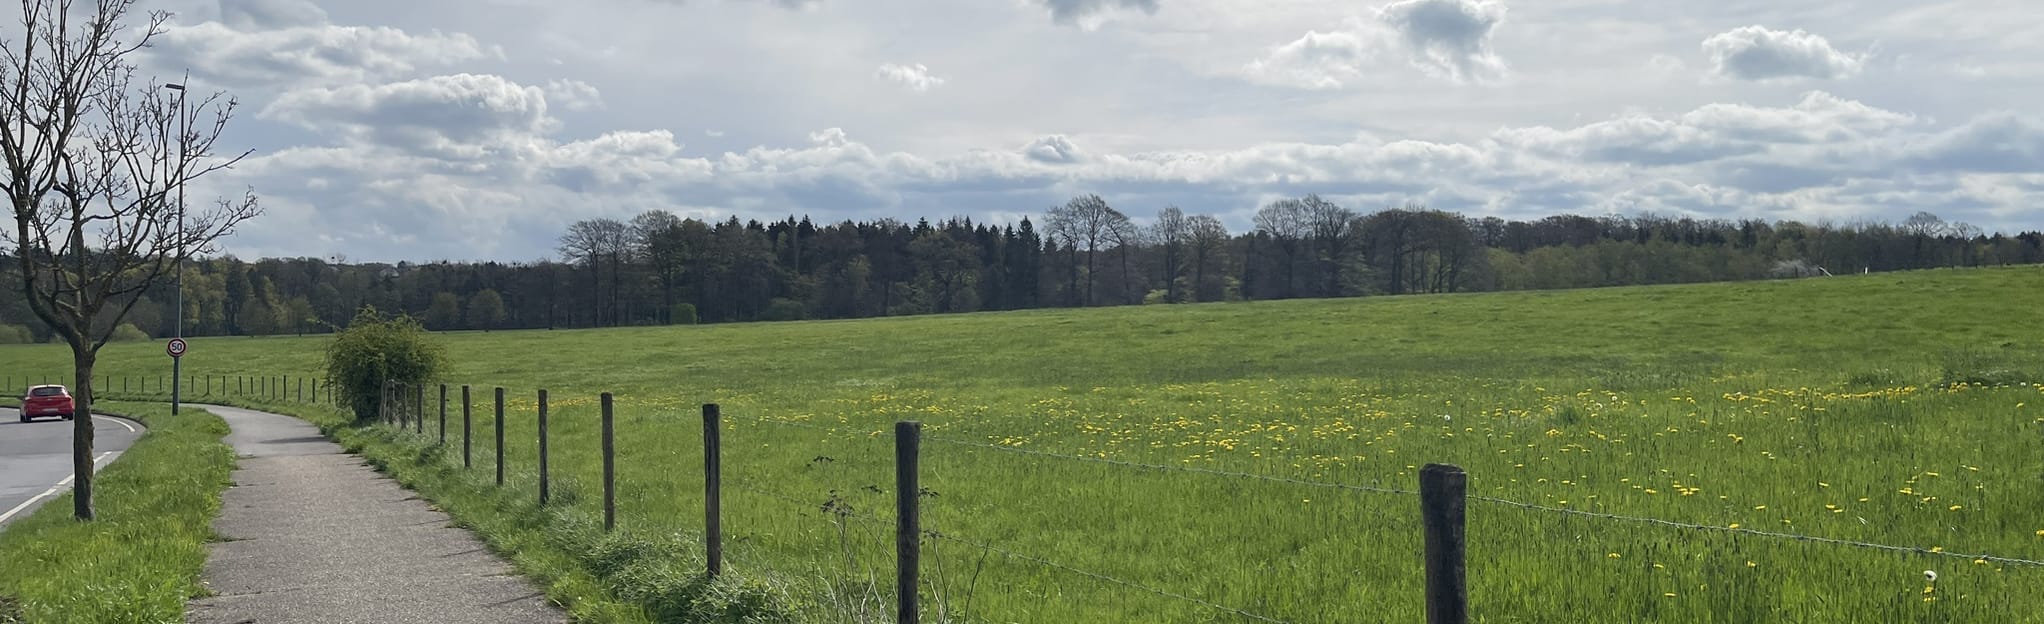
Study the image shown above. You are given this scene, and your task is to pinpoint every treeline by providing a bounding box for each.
[3,200,2041,341]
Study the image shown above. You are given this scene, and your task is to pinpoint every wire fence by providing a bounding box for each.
[35,370,2040,621]
[8,372,336,406]
[369,383,2043,623]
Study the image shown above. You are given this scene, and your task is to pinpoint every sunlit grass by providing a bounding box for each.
[0,402,234,624]
[4,265,2043,622]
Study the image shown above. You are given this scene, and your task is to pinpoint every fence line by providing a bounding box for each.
[729,477,894,528]
[918,431,1419,497]
[735,415,2043,570]
[1465,494,2044,568]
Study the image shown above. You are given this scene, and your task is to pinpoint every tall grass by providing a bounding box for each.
[4,266,2043,622]
[0,402,234,624]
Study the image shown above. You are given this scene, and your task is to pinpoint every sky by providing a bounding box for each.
[123,0,2044,263]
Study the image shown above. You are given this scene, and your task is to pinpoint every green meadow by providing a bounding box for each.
[4,266,2042,623]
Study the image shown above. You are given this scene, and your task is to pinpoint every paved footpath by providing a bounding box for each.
[185,405,565,624]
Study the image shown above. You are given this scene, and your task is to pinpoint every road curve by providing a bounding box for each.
[0,410,145,528]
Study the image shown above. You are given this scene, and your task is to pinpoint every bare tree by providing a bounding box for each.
[556,217,628,325]
[1186,214,1227,302]
[1043,194,1124,306]
[1106,215,1146,304]
[1151,206,1188,302]
[1253,198,1309,298]
[628,210,684,323]
[3,0,260,520]
[1301,194,1356,296]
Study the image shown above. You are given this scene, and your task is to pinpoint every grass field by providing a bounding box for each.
[4,266,2043,623]
[0,402,234,624]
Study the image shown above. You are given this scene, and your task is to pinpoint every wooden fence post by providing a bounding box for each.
[438,384,448,445]
[494,387,506,486]
[415,383,425,434]
[704,403,722,578]
[462,385,473,468]
[896,420,922,624]
[538,389,550,505]
[601,392,616,532]
[1420,463,1468,624]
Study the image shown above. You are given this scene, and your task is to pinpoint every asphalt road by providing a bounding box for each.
[0,409,144,527]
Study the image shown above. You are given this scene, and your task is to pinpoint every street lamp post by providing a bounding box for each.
[166,75,186,415]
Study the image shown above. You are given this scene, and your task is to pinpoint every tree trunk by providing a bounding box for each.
[609,253,622,326]
[588,261,601,327]
[71,345,97,520]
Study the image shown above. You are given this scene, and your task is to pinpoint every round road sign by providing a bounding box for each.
[167,338,188,358]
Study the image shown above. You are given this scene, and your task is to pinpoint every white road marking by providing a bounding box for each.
[0,451,117,525]
[93,415,138,433]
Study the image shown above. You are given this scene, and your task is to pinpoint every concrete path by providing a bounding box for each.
[185,405,565,624]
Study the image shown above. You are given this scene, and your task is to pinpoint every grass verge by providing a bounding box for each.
[200,396,789,623]
[0,401,233,624]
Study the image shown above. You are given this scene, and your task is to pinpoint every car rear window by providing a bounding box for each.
[29,387,66,397]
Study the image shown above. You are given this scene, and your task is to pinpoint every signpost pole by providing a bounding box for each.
[166,338,188,414]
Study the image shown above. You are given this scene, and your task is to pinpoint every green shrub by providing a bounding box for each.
[761,298,805,322]
[108,323,150,342]
[323,306,445,422]
[670,303,698,325]
[0,324,30,344]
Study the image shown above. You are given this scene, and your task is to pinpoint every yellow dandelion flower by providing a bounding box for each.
[1728,523,1741,529]
[1746,561,1756,568]
[1608,552,1621,559]
[1663,593,1677,598]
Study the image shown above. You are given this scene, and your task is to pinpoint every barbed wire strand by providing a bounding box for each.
[742,418,2044,568]
[916,432,1417,497]
[728,477,894,528]
[925,528,1290,623]
[1467,494,2044,568]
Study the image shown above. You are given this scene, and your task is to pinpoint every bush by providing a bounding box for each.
[761,298,805,322]
[324,306,445,422]
[0,324,30,344]
[108,323,150,342]
[670,303,698,325]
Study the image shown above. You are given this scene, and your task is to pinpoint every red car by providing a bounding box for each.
[19,385,75,422]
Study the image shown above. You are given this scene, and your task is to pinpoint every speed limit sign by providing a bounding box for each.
[167,338,188,358]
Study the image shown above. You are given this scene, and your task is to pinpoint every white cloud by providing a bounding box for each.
[1024,135,1083,163]
[1036,0,1159,29]
[545,79,605,111]
[1244,22,1378,90]
[1703,26,1865,82]
[876,63,945,92]
[153,18,492,88]
[261,73,556,158]
[1377,0,1509,83]
[217,0,328,29]
[1246,0,1509,88]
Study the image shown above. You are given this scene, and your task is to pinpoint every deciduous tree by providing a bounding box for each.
[2,0,260,519]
